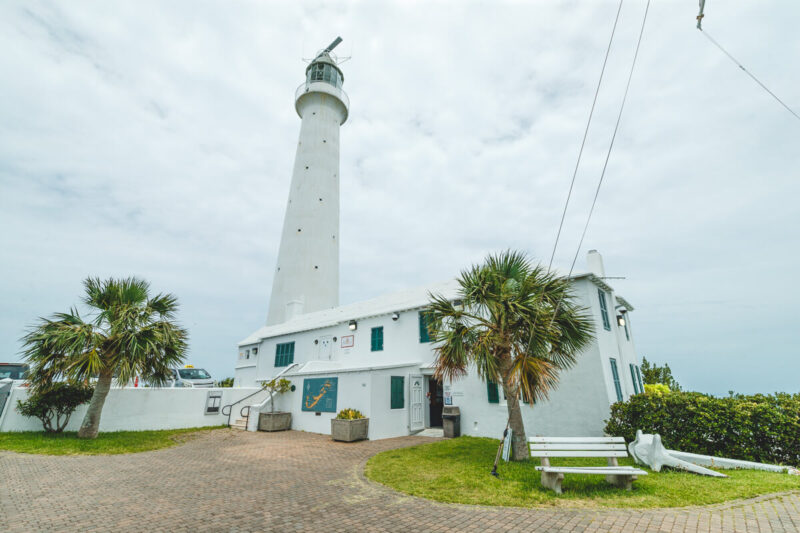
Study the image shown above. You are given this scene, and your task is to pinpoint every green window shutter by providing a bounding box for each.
[636,365,644,392]
[598,289,611,331]
[274,342,295,367]
[371,327,384,352]
[487,380,500,404]
[629,363,640,394]
[623,322,630,340]
[390,376,404,409]
[610,358,623,402]
[418,311,432,343]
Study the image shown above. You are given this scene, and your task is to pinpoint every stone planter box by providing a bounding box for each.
[258,412,292,432]
[331,418,369,442]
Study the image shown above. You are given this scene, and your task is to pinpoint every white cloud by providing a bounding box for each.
[1,0,798,394]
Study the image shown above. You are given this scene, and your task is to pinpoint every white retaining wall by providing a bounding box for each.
[0,386,260,433]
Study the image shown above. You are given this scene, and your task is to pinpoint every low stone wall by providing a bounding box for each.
[0,386,260,432]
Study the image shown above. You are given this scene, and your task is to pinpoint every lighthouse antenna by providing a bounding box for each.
[324,36,343,53]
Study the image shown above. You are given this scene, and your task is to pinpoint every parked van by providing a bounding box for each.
[169,366,214,388]
[0,363,29,381]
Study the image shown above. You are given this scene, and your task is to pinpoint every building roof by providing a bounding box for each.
[239,279,461,346]
[239,271,633,346]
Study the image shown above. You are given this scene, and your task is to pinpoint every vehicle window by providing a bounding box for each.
[178,369,211,379]
[0,364,29,380]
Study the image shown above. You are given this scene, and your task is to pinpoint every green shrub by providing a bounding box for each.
[336,408,365,420]
[17,382,94,433]
[605,391,800,465]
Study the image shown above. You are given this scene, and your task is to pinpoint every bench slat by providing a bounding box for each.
[536,466,648,475]
[528,436,625,444]
[530,443,627,451]
[529,450,628,457]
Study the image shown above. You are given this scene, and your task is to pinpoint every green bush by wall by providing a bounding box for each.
[605,391,800,465]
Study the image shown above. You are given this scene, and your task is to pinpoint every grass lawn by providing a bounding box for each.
[365,436,800,509]
[0,426,225,455]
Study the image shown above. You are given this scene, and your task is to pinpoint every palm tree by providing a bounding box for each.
[21,277,188,439]
[427,251,594,460]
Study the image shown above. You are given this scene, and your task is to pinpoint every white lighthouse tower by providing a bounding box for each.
[266,38,349,325]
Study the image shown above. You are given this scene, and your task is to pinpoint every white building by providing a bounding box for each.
[234,39,645,440]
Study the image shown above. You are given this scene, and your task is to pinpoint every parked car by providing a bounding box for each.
[0,363,29,381]
[169,366,214,388]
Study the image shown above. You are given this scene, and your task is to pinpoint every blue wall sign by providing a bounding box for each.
[301,377,338,413]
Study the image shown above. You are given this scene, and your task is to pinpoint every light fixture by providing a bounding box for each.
[616,315,626,327]
[453,299,464,311]
[252,347,258,355]
[348,320,357,331]
[391,312,400,321]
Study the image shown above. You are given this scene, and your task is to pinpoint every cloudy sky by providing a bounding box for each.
[1,1,798,394]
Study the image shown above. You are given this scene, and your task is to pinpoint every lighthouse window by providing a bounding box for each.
[307,63,341,88]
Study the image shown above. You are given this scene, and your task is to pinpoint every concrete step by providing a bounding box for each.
[230,423,247,430]
[234,418,247,425]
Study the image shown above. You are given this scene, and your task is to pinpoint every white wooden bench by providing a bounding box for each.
[529,437,648,494]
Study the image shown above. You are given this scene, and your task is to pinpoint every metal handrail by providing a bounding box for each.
[222,363,299,428]
[222,388,267,427]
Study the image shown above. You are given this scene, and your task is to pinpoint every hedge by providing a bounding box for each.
[605,391,800,465]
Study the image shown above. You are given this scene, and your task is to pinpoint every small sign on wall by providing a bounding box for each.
[302,377,338,413]
[341,335,354,348]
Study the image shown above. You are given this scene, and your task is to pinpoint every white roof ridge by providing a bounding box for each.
[238,279,461,345]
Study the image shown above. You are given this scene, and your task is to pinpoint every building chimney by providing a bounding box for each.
[586,249,606,278]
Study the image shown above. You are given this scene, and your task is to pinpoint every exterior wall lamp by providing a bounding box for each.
[453,299,464,311]
[391,312,400,321]
[617,315,626,327]
[348,320,357,331]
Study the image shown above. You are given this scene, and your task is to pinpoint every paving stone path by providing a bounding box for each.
[1,429,798,532]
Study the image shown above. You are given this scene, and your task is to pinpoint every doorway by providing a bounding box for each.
[427,377,443,427]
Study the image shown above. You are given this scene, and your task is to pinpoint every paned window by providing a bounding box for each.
[418,311,433,343]
[598,289,611,331]
[371,327,384,352]
[390,376,404,409]
[275,342,295,367]
[610,358,623,402]
[487,380,500,404]
[629,363,640,394]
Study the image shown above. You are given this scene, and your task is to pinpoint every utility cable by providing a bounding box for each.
[547,0,626,271]
[700,29,800,123]
[563,0,652,282]
[491,0,629,475]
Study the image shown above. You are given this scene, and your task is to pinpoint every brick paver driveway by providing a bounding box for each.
[1,429,798,532]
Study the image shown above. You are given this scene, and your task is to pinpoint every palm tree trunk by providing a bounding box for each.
[77,371,113,439]
[503,382,530,461]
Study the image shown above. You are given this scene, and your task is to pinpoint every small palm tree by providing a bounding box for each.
[21,277,189,439]
[427,250,594,460]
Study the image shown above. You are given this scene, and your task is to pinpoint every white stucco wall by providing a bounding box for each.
[267,86,347,325]
[267,365,417,440]
[0,387,260,433]
[236,277,643,440]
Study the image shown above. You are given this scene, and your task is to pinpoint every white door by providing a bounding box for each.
[409,374,424,431]
[317,336,333,360]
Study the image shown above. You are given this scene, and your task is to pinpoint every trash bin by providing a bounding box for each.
[442,406,461,438]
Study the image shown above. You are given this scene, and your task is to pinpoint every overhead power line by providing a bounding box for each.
[547,0,626,271]
[699,29,800,123]
[564,0,652,280]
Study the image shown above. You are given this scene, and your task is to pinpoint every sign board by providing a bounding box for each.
[341,335,354,348]
[502,430,512,462]
[302,377,338,413]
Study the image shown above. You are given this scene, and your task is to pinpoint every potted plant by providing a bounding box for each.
[258,378,293,431]
[331,408,369,442]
